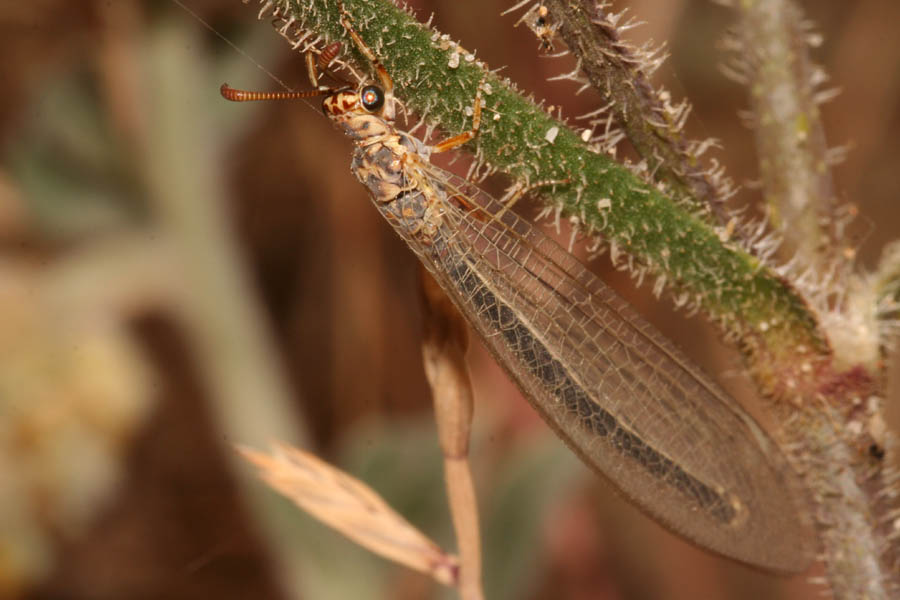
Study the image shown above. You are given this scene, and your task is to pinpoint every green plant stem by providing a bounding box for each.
[274,0,826,399]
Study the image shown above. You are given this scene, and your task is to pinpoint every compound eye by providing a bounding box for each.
[360,85,385,112]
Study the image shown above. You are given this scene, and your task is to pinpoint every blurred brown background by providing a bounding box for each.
[0,1,898,599]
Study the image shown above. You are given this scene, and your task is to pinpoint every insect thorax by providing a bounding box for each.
[351,139,433,242]
[351,141,409,202]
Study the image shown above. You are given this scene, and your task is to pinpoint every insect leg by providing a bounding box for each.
[491,177,571,221]
[431,78,486,154]
[304,51,320,89]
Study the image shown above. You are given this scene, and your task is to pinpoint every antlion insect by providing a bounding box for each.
[221,1,815,575]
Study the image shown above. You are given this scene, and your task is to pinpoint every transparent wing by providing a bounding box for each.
[379,164,815,573]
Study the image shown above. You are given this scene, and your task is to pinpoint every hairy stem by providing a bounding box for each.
[727,0,850,282]
[267,0,825,394]
[718,1,900,597]
[541,0,735,223]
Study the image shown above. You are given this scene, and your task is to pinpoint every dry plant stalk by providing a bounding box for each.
[239,443,459,586]
[237,267,488,600]
[419,266,484,600]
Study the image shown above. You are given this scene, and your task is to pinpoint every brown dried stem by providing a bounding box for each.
[541,0,734,223]
[419,267,485,600]
[239,443,459,585]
